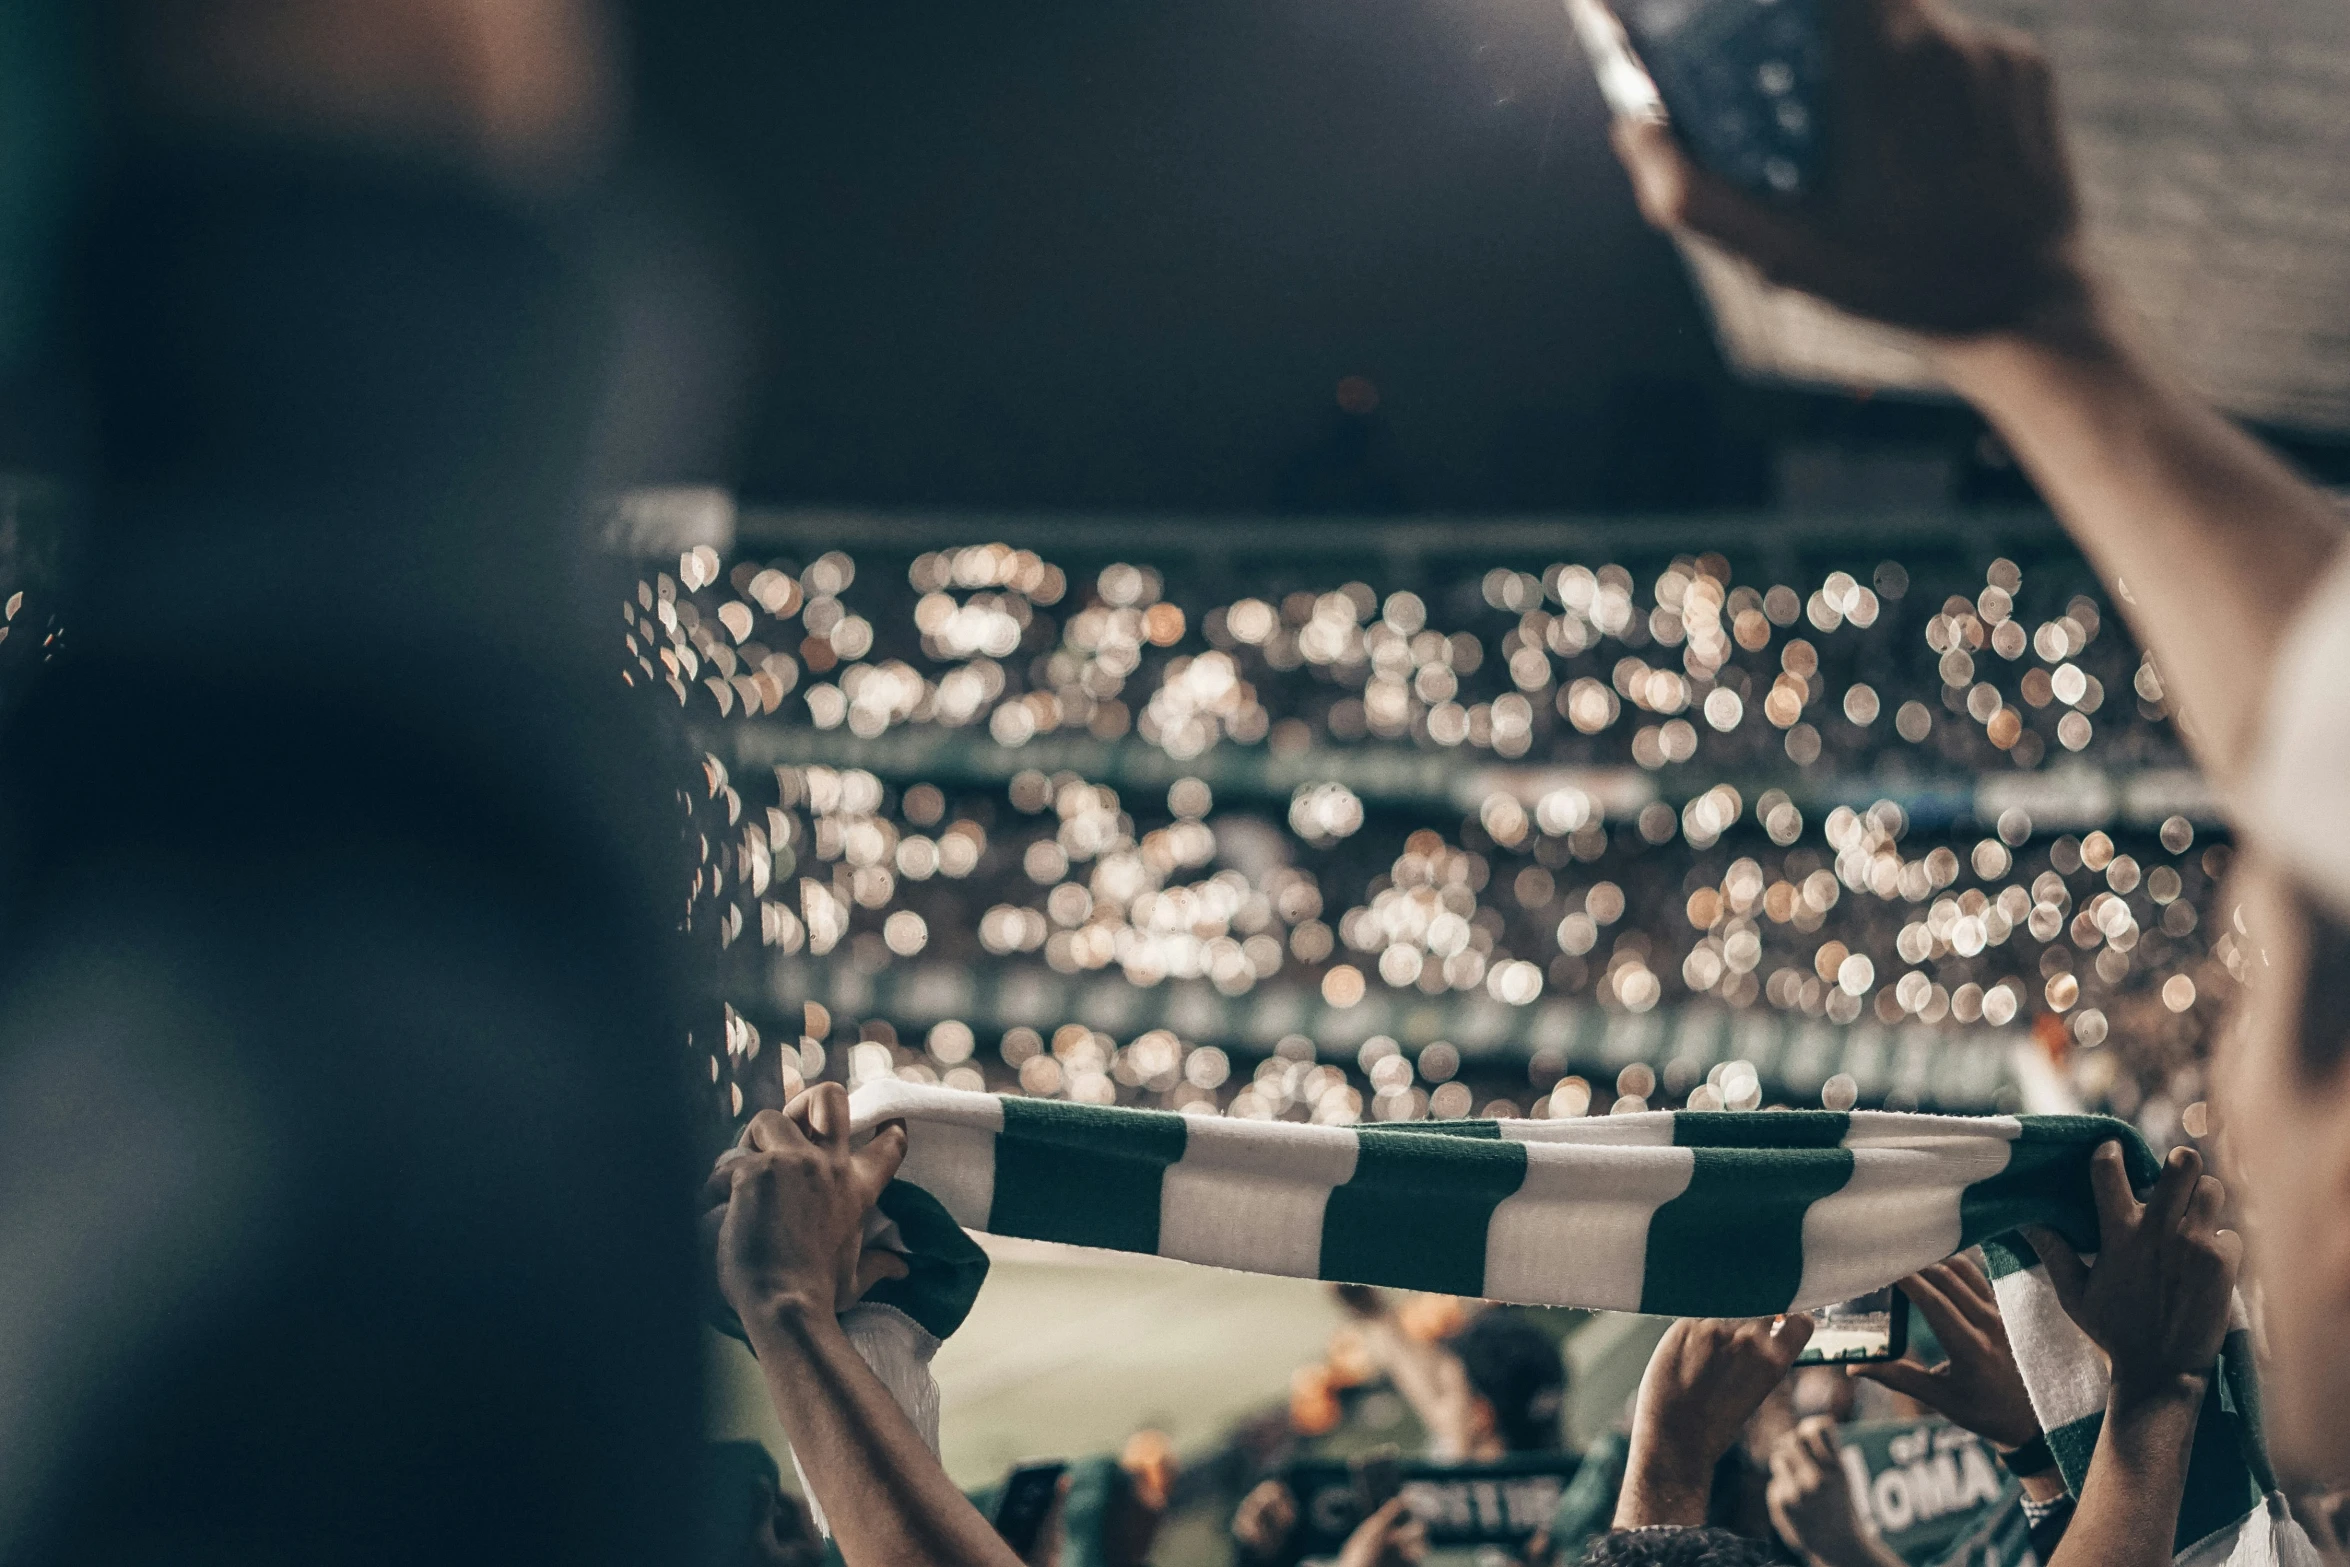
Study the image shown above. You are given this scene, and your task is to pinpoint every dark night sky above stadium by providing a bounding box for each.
[632,0,1842,515]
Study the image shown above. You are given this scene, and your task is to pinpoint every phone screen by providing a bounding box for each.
[1795,1288,1909,1364]
[1351,1449,1403,1517]
[992,1460,1067,1559]
[1568,0,1828,199]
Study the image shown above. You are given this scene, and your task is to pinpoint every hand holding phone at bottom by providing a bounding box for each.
[1768,1416,1905,1567]
[1335,1496,1427,1567]
[1230,1479,1298,1564]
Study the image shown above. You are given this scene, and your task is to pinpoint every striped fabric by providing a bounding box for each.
[847,1081,2309,1567]
[1982,1236,2297,1564]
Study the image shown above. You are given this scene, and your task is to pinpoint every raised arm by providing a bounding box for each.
[1616,1314,1814,1528]
[1935,301,2344,789]
[710,1085,1025,1567]
[1607,0,2345,792]
[2025,1143,2242,1567]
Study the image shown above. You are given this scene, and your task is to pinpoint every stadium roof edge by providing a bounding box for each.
[731,506,2073,560]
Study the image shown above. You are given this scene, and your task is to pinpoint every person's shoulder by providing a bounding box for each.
[2244,541,2350,918]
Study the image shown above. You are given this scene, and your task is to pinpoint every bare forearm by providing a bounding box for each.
[1938,297,2344,787]
[745,1306,1022,1567]
[2049,1376,2206,1567]
[1615,1445,1712,1528]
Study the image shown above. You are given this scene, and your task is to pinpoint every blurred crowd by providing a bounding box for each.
[633,538,2175,777]
[681,755,2223,1130]
[637,482,2232,1153]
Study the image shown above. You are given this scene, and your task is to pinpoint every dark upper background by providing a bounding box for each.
[12,0,2344,518]
[627,0,2058,516]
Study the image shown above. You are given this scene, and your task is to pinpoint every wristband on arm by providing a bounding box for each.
[1996,1432,2057,1479]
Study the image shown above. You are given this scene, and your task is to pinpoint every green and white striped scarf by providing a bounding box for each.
[845,1081,2311,1567]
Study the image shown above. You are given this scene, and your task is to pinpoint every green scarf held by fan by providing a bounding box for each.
[830,1079,2311,1567]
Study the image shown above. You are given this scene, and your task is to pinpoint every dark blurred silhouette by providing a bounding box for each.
[1448,1309,1568,1456]
[0,3,705,1561]
[703,1442,827,1567]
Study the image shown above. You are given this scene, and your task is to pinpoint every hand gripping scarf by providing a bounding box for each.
[813,1081,2309,1567]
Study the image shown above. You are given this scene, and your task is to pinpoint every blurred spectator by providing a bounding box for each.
[1335,1289,1564,1462]
[1235,1298,1564,1565]
[703,1442,826,1567]
[1450,1309,1571,1456]
[1231,1296,1560,1567]
[1764,1417,1903,1567]
[0,1,705,1561]
[1057,1446,1171,1567]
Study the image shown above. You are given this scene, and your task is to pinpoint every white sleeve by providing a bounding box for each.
[2242,542,2350,919]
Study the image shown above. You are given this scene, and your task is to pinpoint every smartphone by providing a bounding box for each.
[1351,1448,1404,1518]
[993,1459,1067,1559]
[1795,1288,1909,1364]
[1566,0,1829,199]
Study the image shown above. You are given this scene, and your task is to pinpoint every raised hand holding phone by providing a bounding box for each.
[1335,1496,1428,1567]
[1601,0,2084,336]
[1850,1255,2041,1453]
[1579,0,1830,199]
